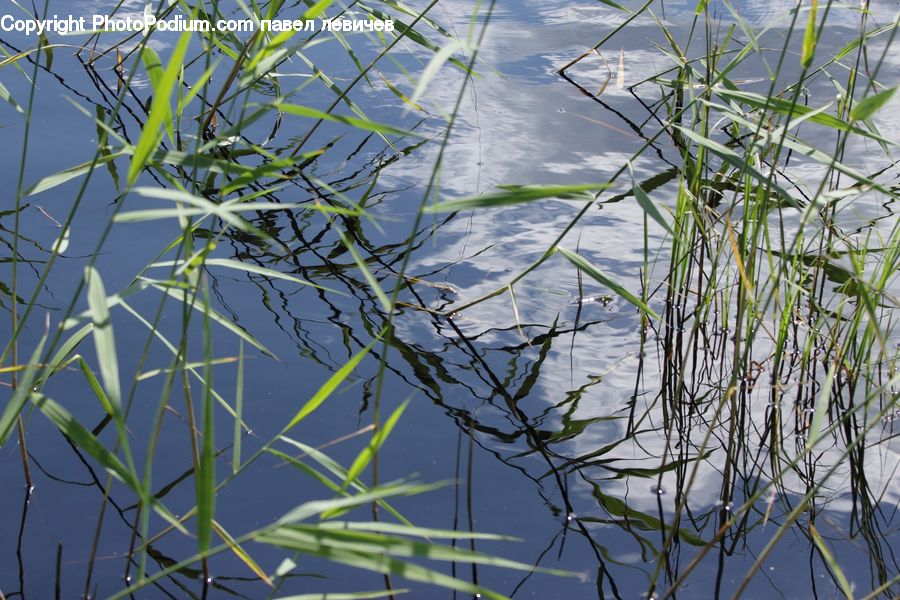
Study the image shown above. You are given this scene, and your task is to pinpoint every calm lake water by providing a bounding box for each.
[1,0,899,598]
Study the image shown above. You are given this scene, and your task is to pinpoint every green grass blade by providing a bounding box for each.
[850,87,896,121]
[24,152,126,196]
[0,334,46,446]
[673,126,802,209]
[801,0,818,68]
[153,258,334,292]
[197,279,216,555]
[317,521,518,541]
[276,436,414,526]
[341,399,409,490]
[631,177,675,238]
[76,357,114,416]
[424,184,611,213]
[148,281,277,358]
[274,102,422,138]
[232,340,244,475]
[556,247,659,319]
[714,89,893,144]
[405,39,464,114]
[30,393,188,534]
[211,519,273,586]
[257,529,508,600]
[332,226,393,313]
[140,46,174,143]
[85,267,121,410]
[810,524,854,599]
[0,80,23,112]
[277,482,442,524]
[285,338,378,431]
[31,393,136,485]
[128,28,192,185]
[46,323,92,375]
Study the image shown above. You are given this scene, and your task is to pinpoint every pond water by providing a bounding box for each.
[1,0,899,598]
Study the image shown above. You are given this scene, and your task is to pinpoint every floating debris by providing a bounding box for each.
[571,294,614,306]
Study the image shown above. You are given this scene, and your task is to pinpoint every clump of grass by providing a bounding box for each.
[413,0,898,597]
[0,0,587,597]
[1,0,898,597]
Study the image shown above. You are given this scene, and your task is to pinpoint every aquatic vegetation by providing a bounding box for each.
[0,0,897,598]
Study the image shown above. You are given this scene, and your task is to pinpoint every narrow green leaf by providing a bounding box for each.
[801,0,818,68]
[39,32,52,70]
[153,258,333,292]
[317,521,518,541]
[0,80,23,113]
[232,340,244,475]
[701,98,896,197]
[285,338,378,431]
[303,0,335,19]
[149,281,277,359]
[405,39,464,114]
[557,247,659,319]
[850,87,896,121]
[274,102,422,138]
[31,393,135,485]
[714,89,893,144]
[342,400,409,490]
[24,152,126,196]
[77,358,114,416]
[277,482,441,524]
[46,323,92,375]
[95,105,120,189]
[30,394,188,534]
[674,126,802,209]
[332,227,392,313]
[257,529,507,600]
[810,524,854,599]
[424,184,611,213]
[122,187,289,245]
[197,280,216,555]
[270,525,572,575]
[128,28,192,185]
[85,267,121,410]
[275,436,413,526]
[632,180,674,238]
[211,520,273,586]
[0,334,46,446]
[140,47,174,142]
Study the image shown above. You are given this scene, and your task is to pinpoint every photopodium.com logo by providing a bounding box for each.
[0,13,395,35]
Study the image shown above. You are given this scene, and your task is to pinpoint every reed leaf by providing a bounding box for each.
[556,247,659,318]
[424,184,611,213]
